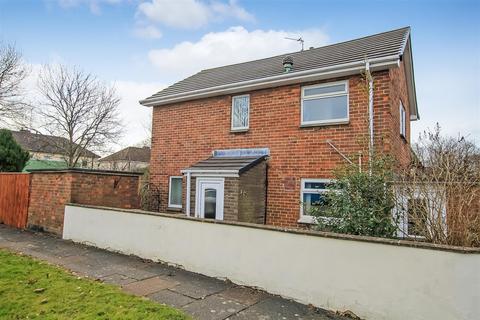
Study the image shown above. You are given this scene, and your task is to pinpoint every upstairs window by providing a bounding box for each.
[301,81,349,126]
[231,95,250,131]
[400,101,406,138]
[168,176,183,208]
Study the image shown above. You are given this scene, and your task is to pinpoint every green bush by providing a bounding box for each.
[309,156,397,238]
[0,129,30,172]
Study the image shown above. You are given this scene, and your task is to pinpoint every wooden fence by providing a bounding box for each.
[0,173,30,228]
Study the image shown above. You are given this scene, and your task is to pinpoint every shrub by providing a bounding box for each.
[0,129,30,172]
[310,156,397,238]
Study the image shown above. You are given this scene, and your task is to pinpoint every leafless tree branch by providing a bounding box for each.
[37,64,122,167]
[0,42,30,125]
[396,124,480,247]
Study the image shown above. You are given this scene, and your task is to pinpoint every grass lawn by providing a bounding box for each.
[0,249,190,320]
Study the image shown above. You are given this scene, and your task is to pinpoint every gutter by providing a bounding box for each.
[140,55,400,107]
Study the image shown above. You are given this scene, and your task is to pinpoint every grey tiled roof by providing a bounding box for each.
[142,27,410,104]
[184,156,266,173]
[100,146,151,163]
[10,130,99,158]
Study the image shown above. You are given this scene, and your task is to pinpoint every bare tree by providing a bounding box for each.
[135,112,152,148]
[37,65,122,168]
[0,42,29,125]
[395,124,480,247]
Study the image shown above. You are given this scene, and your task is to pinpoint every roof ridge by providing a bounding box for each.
[197,26,411,73]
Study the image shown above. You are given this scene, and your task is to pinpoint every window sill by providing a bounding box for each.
[298,216,316,224]
[167,207,182,212]
[299,215,343,224]
[406,234,426,240]
[230,128,249,133]
[300,120,349,128]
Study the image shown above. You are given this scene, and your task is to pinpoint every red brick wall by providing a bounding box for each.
[28,172,73,235]
[150,67,412,227]
[27,170,141,235]
[71,173,140,209]
[388,60,413,167]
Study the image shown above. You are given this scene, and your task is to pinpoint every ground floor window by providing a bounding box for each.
[168,176,183,208]
[407,198,429,237]
[394,188,447,239]
[299,179,331,223]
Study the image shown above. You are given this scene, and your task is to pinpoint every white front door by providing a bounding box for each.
[196,178,224,220]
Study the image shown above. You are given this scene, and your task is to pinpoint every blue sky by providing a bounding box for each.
[0,0,479,148]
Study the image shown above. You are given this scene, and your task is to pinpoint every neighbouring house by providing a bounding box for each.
[98,146,150,172]
[10,129,99,171]
[140,27,419,228]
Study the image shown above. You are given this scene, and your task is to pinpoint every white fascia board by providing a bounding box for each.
[191,173,239,178]
[140,55,400,107]
[181,169,239,177]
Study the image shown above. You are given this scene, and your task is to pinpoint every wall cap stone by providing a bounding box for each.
[28,168,143,177]
[67,203,480,254]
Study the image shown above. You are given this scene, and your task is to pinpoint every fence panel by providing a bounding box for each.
[0,173,30,228]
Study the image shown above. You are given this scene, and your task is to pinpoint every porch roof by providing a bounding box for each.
[181,156,267,175]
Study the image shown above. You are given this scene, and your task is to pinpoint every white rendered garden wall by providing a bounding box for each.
[63,204,480,320]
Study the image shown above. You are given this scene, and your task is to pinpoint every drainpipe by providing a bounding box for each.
[185,172,191,216]
[365,59,374,174]
[358,152,362,173]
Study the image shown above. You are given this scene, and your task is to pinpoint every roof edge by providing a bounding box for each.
[402,35,419,121]
[140,55,400,107]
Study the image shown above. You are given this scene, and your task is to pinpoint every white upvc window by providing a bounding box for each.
[299,179,331,224]
[231,94,250,131]
[301,81,349,126]
[168,176,183,208]
[400,101,406,138]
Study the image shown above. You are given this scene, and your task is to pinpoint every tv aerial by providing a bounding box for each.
[284,36,304,51]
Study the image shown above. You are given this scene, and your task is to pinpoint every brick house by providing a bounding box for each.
[10,129,99,171]
[98,146,150,172]
[140,27,419,228]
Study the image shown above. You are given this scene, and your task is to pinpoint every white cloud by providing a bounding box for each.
[133,25,163,39]
[210,0,254,23]
[148,26,329,81]
[113,81,165,147]
[55,0,121,15]
[136,0,254,30]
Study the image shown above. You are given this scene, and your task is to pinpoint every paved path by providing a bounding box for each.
[0,225,349,320]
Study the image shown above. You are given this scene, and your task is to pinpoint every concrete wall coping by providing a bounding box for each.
[28,168,143,177]
[67,203,480,254]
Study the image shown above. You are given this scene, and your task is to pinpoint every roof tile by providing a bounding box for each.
[142,27,410,104]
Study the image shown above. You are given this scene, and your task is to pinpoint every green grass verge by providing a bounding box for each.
[0,249,190,320]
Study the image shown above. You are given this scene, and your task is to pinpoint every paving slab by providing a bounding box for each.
[142,261,178,276]
[219,286,268,306]
[148,289,195,308]
[122,276,179,296]
[100,273,137,286]
[169,271,232,299]
[229,297,334,320]
[60,255,118,278]
[182,294,247,320]
[110,264,159,280]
